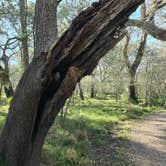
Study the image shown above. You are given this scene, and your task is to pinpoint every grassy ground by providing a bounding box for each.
[0,98,162,166]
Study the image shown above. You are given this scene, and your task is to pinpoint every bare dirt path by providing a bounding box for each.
[128,112,166,166]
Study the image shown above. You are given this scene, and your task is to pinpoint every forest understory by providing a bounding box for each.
[0,97,164,166]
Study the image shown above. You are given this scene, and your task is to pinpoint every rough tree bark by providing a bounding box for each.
[19,0,29,70]
[0,0,144,165]
[34,0,58,57]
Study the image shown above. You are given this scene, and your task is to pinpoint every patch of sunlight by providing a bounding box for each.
[116,121,133,139]
[81,113,119,123]
[43,142,55,152]
[0,117,6,134]
[0,116,5,121]
[0,106,9,113]
[51,127,69,136]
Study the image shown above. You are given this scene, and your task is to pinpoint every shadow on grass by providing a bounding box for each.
[127,139,166,165]
[0,99,162,166]
[42,99,162,165]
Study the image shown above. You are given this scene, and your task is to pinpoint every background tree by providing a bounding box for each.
[34,0,59,57]
[0,37,19,98]
[122,1,163,103]
[78,81,84,100]
[19,0,29,69]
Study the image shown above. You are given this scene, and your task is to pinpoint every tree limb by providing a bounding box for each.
[126,19,166,41]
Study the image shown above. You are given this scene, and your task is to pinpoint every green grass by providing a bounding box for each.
[0,98,9,133]
[42,99,162,166]
[0,98,163,165]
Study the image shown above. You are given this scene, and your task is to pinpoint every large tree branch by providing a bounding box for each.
[127,19,166,41]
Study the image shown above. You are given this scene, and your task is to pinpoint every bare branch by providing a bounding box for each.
[126,19,166,41]
[156,0,166,10]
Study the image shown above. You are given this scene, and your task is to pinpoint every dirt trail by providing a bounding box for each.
[128,112,166,166]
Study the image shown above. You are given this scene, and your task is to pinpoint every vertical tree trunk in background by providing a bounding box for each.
[0,84,2,100]
[34,0,58,57]
[0,0,144,165]
[127,32,147,103]
[129,72,138,103]
[78,82,84,100]
[145,59,150,105]
[122,3,148,103]
[90,74,96,98]
[3,78,14,98]
[124,1,162,103]
[0,56,14,98]
[19,0,29,70]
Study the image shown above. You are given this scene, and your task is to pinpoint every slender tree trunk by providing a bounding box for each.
[0,1,144,165]
[90,84,96,98]
[0,84,2,100]
[19,0,29,70]
[129,72,138,103]
[78,82,84,100]
[0,65,14,98]
[4,79,14,98]
[145,58,150,105]
[90,74,96,98]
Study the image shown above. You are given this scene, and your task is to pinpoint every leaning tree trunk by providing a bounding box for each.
[0,0,144,165]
